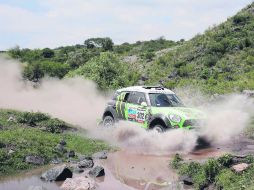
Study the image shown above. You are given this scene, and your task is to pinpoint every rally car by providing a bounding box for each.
[102,86,205,132]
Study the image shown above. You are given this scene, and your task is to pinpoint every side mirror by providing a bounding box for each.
[141,102,147,107]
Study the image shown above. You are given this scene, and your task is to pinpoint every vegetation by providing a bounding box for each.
[67,52,140,90]
[7,36,177,90]
[0,109,110,176]
[7,3,254,94]
[171,153,254,190]
[146,3,254,94]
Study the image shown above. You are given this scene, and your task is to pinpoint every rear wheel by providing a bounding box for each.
[103,115,115,128]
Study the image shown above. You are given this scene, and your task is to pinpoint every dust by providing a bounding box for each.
[200,94,254,145]
[175,87,254,146]
[0,56,109,128]
[0,56,253,155]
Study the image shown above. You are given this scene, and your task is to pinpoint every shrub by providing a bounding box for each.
[170,153,183,169]
[67,52,140,90]
[217,154,233,167]
[143,51,155,61]
[203,158,221,183]
[40,118,70,133]
[23,61,71,81]
[41,48,55,58]
[17,112,50,126]
[233,14,250,25]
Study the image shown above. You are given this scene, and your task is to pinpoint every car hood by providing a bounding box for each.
[152,106,205,120]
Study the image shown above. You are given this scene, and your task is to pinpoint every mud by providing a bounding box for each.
[1,135,254,190]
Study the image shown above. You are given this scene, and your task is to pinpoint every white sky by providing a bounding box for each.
[0,0,253,50]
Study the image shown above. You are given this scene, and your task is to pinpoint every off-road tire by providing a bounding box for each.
[152,124,166,133]
[103,115,115,128]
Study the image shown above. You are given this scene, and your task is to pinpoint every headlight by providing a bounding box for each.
[169,114,181,123]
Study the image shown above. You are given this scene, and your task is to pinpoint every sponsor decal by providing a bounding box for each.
[127,107,146,123]
[128,108,137,121]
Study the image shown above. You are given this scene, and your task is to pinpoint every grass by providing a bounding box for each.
[0,109,110,176]
[170,153,254,190]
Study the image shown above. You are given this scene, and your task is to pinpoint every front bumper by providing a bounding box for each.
[182,119,205,130]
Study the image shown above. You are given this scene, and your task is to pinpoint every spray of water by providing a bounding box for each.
[0,56,253,155]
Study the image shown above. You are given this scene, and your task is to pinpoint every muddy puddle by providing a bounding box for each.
[0,147,227,190]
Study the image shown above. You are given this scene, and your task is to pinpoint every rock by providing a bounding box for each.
[41,166,73,181]
[55,144,67,153]
[179,175,193,185]
[60,176,95,190]
[60,139,67,146]
[232,163,250,173]
[39,127,47,131]
[28,186,47,190]
[7,116,15,122]
[68,159,78,164]
[92,151,107,159]
[25,155,45,165]
[242,90,254,97]
[141,76,149,81]
[51,158,62,164]
[78,159,94,169]
[168,71,178,79]
[79,155,92,161]
[159,79,165,85]
[89,166,105,178]
[8,149,15,155]
[73,167,84,174]
[68,150,75,158]
[122,55,138,64]
[231,155,247,165]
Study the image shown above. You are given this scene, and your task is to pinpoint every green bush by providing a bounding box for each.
[67,52,140,90]
[203,158,220,183]
[217,154,233,167]
[17,112,50,126]
[39,118,71,133]
[233,14,250,25]
[170,153,183,169]
[23,61,71,81]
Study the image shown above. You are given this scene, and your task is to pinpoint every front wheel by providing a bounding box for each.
[103,115,115,128]
[152,124,166,133]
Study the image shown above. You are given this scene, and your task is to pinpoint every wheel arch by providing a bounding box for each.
[103,111,114,120]
[148,114,170,129]
[149,118,166,129]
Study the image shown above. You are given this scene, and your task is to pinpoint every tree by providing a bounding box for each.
[8,46,22,59]
[23,62,44,82]
[42,48,55,58]
[23,61,70,82]
[67,52,139,89]
[84,37,114,51]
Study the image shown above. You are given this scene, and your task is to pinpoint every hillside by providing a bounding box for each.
[6,2,254,94]
[145,2,254,94]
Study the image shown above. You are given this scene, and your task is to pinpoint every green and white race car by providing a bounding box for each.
[102,86,205,132]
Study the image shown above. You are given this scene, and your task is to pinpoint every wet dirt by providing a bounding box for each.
[1,135,254,190]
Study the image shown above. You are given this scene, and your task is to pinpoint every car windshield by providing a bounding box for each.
[149,93,184,107]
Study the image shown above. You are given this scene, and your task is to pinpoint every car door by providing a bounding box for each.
[115,91,129,120]
[124,91,149,128]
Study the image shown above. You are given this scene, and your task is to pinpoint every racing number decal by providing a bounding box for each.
[136,110,145,123]
[127,108,146,123]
